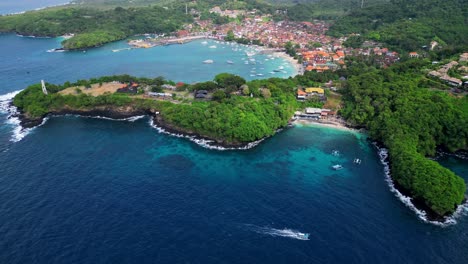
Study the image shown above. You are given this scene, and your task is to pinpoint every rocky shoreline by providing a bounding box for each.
[13,104,267,149]
[373,141,467,224]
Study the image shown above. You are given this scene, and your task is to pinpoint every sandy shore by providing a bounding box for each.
[273,52,302,76]
[292,118,356,132]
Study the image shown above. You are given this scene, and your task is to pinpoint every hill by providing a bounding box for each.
[328,0,468,53]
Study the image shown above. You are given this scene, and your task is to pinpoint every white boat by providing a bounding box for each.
[209,45,217,49]
[332,150,340,156]
[203,60,214,64]
[226,60,234,64]
[246,51,256,57]
[256,73,263,76]
[201,41,208,45]
[278,66,284,70]
[332,164,343,170]
[353,158,362,164]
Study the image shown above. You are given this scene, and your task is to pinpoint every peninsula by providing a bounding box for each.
[6,0,468,222]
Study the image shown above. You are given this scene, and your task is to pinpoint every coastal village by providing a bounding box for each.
[64,5,413,127]
[127,6,402,75]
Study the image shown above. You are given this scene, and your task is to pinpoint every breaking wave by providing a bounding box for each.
[375,144,468,227]
[0,89,35,142]
[244,224,310,240]
[149,119,264,151]
[67,114,146,122]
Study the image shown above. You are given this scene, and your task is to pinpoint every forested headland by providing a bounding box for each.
[341,58,467,217]
[0,6,193,49]
[12,72,329,145]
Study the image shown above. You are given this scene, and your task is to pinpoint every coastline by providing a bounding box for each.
[11,103,273,150]
[273,51,302,76]
[292,118,355,132]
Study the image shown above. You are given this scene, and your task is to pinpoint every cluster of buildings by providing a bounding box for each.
[218,19,331,49]
[209,6,246,18]
[296,87,326,102]
[294,108,336,120]
[117,82,139,94]
[428,54,468,88]
[302,50,344,72]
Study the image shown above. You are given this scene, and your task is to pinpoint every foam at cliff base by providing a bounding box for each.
[375,143,468,227]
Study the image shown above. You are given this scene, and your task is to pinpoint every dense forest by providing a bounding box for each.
[340,58,467,216]
[0,6,193,49]
[328,0,468,53]
[13,72,330,143]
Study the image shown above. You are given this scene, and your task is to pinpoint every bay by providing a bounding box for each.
[0,33,467,264]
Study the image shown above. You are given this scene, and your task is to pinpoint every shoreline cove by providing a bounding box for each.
[3,95,467,224]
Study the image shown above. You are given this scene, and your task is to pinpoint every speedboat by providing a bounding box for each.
[299,233,310,240]
[226,60,234,64]
[332,164,343,170]
[203,59,214,64]
[209,45,217,49]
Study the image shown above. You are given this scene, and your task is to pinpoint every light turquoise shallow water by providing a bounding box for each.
[0,33,467,264]
[0,33,296,94]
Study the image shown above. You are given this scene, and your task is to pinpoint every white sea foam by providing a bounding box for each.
[0,89,36,142]
[245,225,310,240]
[375,143,468,227]
[149,119,264,151]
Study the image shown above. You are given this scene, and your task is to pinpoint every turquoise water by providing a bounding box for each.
[0,33,467,263]
[0,33,296,94]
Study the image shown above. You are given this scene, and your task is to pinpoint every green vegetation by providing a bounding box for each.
[13,73,328,144]
[341,58,467,216]
[329,0,468,53]
[0,6,192,49]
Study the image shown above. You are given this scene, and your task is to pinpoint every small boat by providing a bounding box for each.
[201,41,208,45]
[299,233,310,240]
[203,59,214,64]
[209,45,217,49]
[332,164,343,170]
[226,60,234,64]
[273,69,281,72]
[256,73,264,76]
[353,158,362,164]
[278,66,284,70]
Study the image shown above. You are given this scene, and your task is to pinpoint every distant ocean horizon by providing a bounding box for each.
[0,0,70,15]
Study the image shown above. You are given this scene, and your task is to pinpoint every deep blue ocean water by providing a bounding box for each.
[0,34,467,263]
[0,0,69,15]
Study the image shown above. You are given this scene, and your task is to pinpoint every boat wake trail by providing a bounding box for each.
[375,143,468,227]
[243,224,310,240]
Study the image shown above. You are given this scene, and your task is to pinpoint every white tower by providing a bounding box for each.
[41,80,48,95]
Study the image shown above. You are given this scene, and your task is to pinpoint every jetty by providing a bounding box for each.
[128,35,210,49]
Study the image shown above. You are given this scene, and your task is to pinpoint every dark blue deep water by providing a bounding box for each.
[0,34,467,263]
